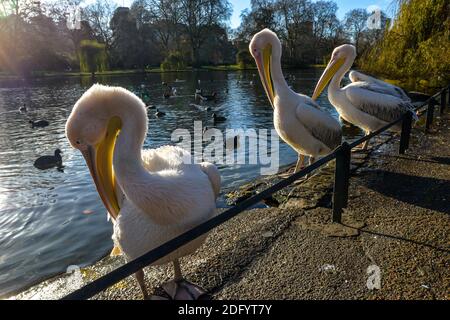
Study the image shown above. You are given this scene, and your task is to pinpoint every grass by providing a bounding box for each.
[201,64,257,71]
[0,64,329,81]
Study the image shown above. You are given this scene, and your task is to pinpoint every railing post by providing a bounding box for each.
[399,112,413,154]
[332,142,351,223]
[441,89,447,115]
[426,98,436,133]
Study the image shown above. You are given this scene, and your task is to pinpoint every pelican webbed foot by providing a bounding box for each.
[152,279,210,300]
[279,154,305,178]
[149,259,210,300]
[353,131,371,152]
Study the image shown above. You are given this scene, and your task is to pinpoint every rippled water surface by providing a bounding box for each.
[0,70,361,297]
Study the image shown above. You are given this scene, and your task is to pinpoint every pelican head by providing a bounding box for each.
[348,70,361,82]
[66,84,147,220]
[249,28,282,107]
[312,44,356,101]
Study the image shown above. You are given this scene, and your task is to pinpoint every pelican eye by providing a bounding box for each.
[76,140,81,145]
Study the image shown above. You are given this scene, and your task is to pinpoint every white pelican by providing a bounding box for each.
[313,44,417,149]
[349,71,411,102]
[66,84,221,300]
[250,29,342,171]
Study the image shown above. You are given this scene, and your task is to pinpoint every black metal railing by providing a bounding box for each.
[62,85,449,300]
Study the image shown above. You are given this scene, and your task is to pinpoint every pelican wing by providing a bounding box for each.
[141,145,191,172]
[345,83,416,123]
[129,146,218,226]
[349,71,411,102]
[296,99,342,151]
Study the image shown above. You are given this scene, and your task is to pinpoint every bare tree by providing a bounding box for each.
[179,0,231,66]
[276,0,313,64]
[344,8,369,53]
[84,0,116,51]
[146,0,182,52]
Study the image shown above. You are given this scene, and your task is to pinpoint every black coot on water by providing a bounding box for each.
[212,113,226,124]
[155,109,166,117]
[34,149,63,170]
[29,120,49,128]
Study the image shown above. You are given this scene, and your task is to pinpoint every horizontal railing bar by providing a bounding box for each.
[62,151,338,300]
[61,85,449,300]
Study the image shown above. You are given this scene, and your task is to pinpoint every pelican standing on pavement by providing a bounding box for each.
[66,84,221,300]
[313,44,417,150]
[250,29,342,172]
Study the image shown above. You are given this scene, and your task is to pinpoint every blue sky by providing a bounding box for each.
[108,0,394,29]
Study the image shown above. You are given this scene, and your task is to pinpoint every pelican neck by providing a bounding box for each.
[113,114,146,175]
[270,54,291,97]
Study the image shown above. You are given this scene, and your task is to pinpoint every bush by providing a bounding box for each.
[359,0,450,90]
[160,52,186,71]
[236,50,254,69]
[79,40,108,75]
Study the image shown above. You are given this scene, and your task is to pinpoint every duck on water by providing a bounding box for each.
[34,149,63,170]
[29,120,50,128]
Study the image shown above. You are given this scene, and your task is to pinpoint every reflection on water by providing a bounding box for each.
[0,69,361,297]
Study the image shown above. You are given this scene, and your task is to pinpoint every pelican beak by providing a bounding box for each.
[81,116,122,220]
[255,44,275,108]
[312,56,346,101]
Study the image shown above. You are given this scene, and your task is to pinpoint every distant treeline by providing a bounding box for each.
[0,0,389,76]
[1,0,447,88]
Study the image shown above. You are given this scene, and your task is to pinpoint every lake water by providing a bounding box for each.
[0,69,361,297]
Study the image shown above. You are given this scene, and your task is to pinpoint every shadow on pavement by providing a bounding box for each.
[364,170,450,215]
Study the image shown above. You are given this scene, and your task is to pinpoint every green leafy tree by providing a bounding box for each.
[79,40,108,76]
[160,51,186,71]
[359,0,450,89]
[236,50,254,69]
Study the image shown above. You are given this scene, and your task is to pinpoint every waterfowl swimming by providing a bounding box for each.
[190,103,211,112]
[250,29,342,172]
[313,44,417,150]
[29,120,50,128]
[195,91,217,102]
[66,84,221,300]
[34,149,63,170]
[195,90,206,102]
[19,104,27,113]
[202,92,218,101]
[163,83,175,98]
[155,108,166,117]
[212,113,226,124]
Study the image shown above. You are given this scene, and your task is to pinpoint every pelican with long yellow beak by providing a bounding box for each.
[250,29,342,171]
[66,84,220,300]
[313,44,417,150]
